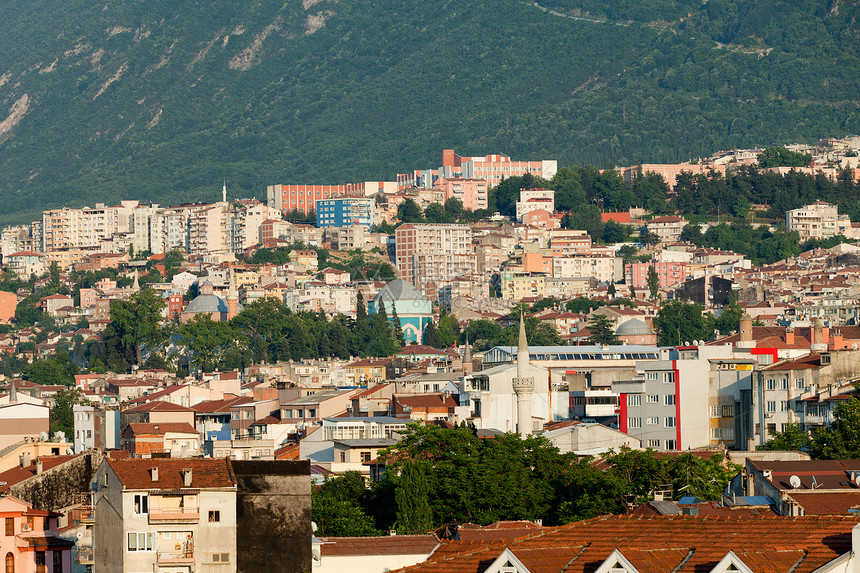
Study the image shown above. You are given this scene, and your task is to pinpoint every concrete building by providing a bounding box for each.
[267,182,397,216]
[316,196,375,227]
[439,150,558,188]
[625,261,687,290]
[73,405,120,452]
[433,177,488,211]
[395,223,474,299]
[786,201,852,241]
[516,189,555,222]
[0,496,73,573]
[543,422,641,455]
[644,216,688,243]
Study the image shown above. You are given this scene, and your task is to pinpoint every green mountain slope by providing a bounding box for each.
[0,0,858,224]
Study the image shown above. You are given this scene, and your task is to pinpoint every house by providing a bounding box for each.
[92,458,312,573]
[541,422,641,455]
[394,513,859,573]
[120,423,201,457]
[120,401,195,432]
[644,215,688,243]
[280,390,356,428]
[393,394,458,423]
[0,496,73,573]
[315,535,439,573]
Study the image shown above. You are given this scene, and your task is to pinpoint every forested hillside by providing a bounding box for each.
[0,0,857,224]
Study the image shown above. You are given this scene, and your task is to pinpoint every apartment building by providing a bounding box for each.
[0,496,73,573]
[516,189,555,222]
[625,261,687,290]
[316,196,375,227]
[394,223,474,299]
[187,203,230,258]
[644,216,688,243]
[548,229,591,256]
[433,177,489,211]
[553,254,617,283]
[41,201,138,252]
[229,200,282,252]
[786,201,852,241]
[267,182,397,216]
[439,150,558,188]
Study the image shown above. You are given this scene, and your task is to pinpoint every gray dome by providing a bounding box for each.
[184,294,228,314]
[616,318,654,336]
[373,279,428,303]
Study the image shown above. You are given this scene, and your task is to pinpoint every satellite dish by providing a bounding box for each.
[76,532,83,539]
[312,547,322,564]
[789,475,801,489]
[38,431,48,442]
[854,475,860,488]
[853,343,858,350]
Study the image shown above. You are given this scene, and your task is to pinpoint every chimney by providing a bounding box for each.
[785,327,795,346]
[832,329,843,350]
[182,469,192,487]
[20,452,31,468]
[36,459,43,475]
[150,467,159,482]
[737,315,754,348]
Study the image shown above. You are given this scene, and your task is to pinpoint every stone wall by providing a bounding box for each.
[10,450,103,511]
[233,460,311,573]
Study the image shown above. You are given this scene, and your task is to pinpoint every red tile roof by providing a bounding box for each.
[392,515,857,573]
[192,397,252,414]
[320,535,439,557]
[0,456,78,493]
[123,423,199,436]
[107,458,236,489]
[123,401,195,413]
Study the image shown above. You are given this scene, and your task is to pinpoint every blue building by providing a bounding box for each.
[316,196,375,227]
[369,279,433,344]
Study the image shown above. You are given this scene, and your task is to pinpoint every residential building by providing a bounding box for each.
[267,182,397,216]
[6,252,47,278]
[120,423,201,457]
[618,162,727,189]
[625,261,687,290]
[394,223,474,299]
[786,201,853,241]
[548,229,591,256]
[0,496,73,573]
[516,189,555,222]
[439,150,558,188]
[645,216,688,243]
[433,177,488,211]
[316,196,375,227]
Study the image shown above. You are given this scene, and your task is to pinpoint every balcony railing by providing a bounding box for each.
[157,550,194,564]
[75,546,94,564]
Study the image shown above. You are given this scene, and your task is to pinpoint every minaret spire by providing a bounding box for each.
[512,314,535,438]
[222,180,227,203]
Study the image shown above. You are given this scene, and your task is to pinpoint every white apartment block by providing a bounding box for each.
[41,201,138,252]
[785,201,852,241]
[395,223,475,299]
[553,254,617,283]
[516,188,555,222]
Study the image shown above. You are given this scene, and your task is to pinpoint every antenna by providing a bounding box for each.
[789,475,801,489]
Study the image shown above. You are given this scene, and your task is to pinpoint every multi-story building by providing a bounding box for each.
[500,271,546,301]
[228,200,282,253]
[617,162,727,189]
[644,215,688,243]
[786,201,853,241]
[516,189,555,222]
[315,196,375,227]
[149,205,194,255]
[41,201,138,252]
[433,177,489,211]
[0,496,73,573]
[0,225,34,262]
[553,254,617,283]
[438,150,558,188]
[187,203,230,258]
[5,251,46,277]
[625,261,687,290]
[394,223,474,299]
[548,229,591,256]
[267,182,397,216]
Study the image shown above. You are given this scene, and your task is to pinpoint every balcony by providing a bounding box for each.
[157,550,194,564]
[149,507,200,523]
[75,546,94,565]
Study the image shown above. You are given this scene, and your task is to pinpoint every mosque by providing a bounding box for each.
[369,279,433,344]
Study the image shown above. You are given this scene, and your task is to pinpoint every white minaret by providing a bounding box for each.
[222,180,227,203]
[512,315,535,438]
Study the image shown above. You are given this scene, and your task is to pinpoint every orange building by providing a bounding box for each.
[0,292,16,324]
[433,177,489,211]
[0,496,73,573]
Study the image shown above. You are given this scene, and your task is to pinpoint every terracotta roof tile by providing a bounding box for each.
[107,458,236,489]
[123,423,199,436]
[320,535,439,556]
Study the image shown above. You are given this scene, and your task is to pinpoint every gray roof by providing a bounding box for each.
[332,438,399,448]
[283,390,349,406]
[324,416,408,424]
[183,293,243,315]
[616,318,654,336]
[373,279,428,303]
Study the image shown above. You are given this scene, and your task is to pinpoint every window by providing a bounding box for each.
[5,553,12,573]
[795,378,805,389]
[781,379,789,390]
[127,532,155,552]
[766,378,776,391]
[663,372,674,383]
[647,395,659,404]
[627,395,641,407]
[767,401,777,413]
[766,423,777,435]
[665,439,676,450]
[781,400,789,412]
[133,494,148,515]
[665,417,676,428]
[646,417,659,425]
[627,417,642,429]
[360,452,372,463]
[710,406,720,417]
[308,409,316,418]
[339,452,346,462]
[4,518,12,536]
[646,372,658,380]
[664,395,676,406]
[283,410,292,419]
[53,550,62,573]
[209,553,230,563]
[721,405,734,418]
[647,439,660,448]
[209,511,220,523]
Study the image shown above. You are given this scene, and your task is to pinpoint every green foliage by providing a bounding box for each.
[437,313,460,348]
[811,397,860,459]
[395,460,433,534]
[0,0,858,224]
[176,314,238,372]
[565,297,634,314]
[51,387,89,437]
[397,200,422,223]
[24,354,78,386]
[107,289,168,365]
[758,422,811,451]
[757,147,813,168]
[647,265,660,300]
[653,300,715,346]
[713,294,743,336]
[312,472,380,537]
[587,314,618,346]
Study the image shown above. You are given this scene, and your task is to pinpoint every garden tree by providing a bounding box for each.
[640,231,661,246]
[368,305,401,356]
[328,318,352,359]
[491,173,546,216]
[647,265,660,300]
[498,317,562,347]
[356,291,367,321]
[530,298,559,312]
[565,297,635,314]
[51,387,89,437]
[460,319,504,352]
[107,289,168,366]
[250,247,292,265]
[437,313,460,348]
[176,315,238,372]
[561,205,604,239]
[757,147,813,168]
[48,261,60,288]
[395,460,433,534]
[508,302,530,319]
[758,423,811,451]
[665,452,740,501]
[312,472,380,536]
[390,306,405,346]
[587,314,619,346]
[14,294,43,327]
[602,220,629,244]
[653,300,715,346]
[714,294,744,335]
[424,320,442,348]
[679,224,705,246]
[617,244,640,263]
[444,198,464,220]
[397,199,422,223]
[231,298,292,363]
[423,202,449,223]
[811,396,860,459]
[603,447,666,504]
[607,282,616,297]
[162,249,185,269]
[23,356,76,386]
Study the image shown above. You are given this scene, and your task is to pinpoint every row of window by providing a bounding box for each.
[645,372,675,383]
[646,439,677,449]
[766,400,791,413]
[628,417,675,429]
[765,378,805,390]
[709,405,735,418]
[711,427,735,440]
[627,395,675,407]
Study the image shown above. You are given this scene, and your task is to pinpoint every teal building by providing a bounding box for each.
[369,279,433,344]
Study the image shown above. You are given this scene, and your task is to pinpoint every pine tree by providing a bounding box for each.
[356,291,367,321]
[647,265,660,300]
[395,460,433,534]
[424,320,442,348]
[390,305,405,346]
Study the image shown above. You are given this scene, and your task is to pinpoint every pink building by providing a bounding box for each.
[618,163,727,189]
[0,496,73,573]
[433,177,488,211]
[267,182,396,216]
[440,150,558,188]
[625,261,687,290]
[522,209,561,229]
[549,230,591,256]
